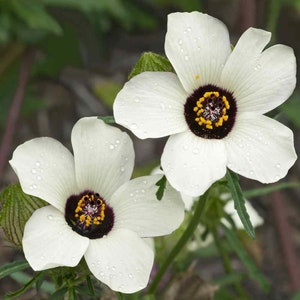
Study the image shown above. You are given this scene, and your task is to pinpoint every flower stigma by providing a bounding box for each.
[65,190,114,239]
[184,84,237,139]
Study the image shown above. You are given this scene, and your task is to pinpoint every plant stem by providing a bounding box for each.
[211,226,232,274]
[212,225,249,299]
[148,191,208,295]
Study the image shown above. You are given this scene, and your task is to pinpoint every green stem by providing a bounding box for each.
[148,191,209,294]
[211,226,232,274]
[212,226,249,299]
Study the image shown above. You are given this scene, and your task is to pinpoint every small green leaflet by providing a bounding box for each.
[97,115,116,124]
[0,260,29,280]
[225,169,255,239]
[128,52,174,80]
[155,175,167,201]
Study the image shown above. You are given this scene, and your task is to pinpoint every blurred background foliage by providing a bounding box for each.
[0,0,300,299]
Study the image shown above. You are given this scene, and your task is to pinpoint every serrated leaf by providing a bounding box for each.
[128,52,174,80]
[225,169,255,239]
[0,260,29,279]
[0,184,47,247]
[155,175,166,201]
[222,224,271,292]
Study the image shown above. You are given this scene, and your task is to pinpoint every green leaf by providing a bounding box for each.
[222,224,271,292]
[4,272,42,300]
[128,52,174,80]
[48,287,68,300]
[155,175,167,201]
[225,169,255,239]
[0,184,47,247]
[10,0,62,35]
[243,181,300,198]
[97,115,115,124]
[0,260,29,279]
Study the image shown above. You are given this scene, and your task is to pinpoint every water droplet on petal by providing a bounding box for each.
[109,144,115,150]
[276,163,281,169]
[193,148,199,155]
[184,55,189,61]
[35,161,41,167]
[128,273,133,279]
[178,39,183,45]
[115,139,120,144]
[37,175,42,181]
[112,266,116,271]
[47,215,53,220]
[131,123,137,130]
[99,272,104,277]
[31,169,37,174]
[159,103,166,110]
[134,97,140,103]
[120,167,125,172]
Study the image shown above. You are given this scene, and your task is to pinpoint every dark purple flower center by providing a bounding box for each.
[65,190,114,239]
[184,84,237,139]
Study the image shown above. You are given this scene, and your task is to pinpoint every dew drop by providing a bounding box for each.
[249,170,254,175]
[182,145,188,151]
[128,273,133,279]
[134,97,140,103]
[177,39,183,45]
[115,139,120,144]
[159,103,166,110]
[184,55,189,61]
[120,167,125,172]
[71,256,76,262]
[193,148,199,155]
[37,175,42,181]
[47,215,53,220]
[109,144,115,150]
[112,266,116,271]
[99,272,104,277]
[31,169,37,174]
[143,180,147,185]
[141,189,145,193]
[35,161,41,167]
[130,193,134,197]
[91,263,96,268]
[131,123,137,130]
[276,163,281,169]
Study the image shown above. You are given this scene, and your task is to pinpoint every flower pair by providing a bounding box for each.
[10,10,297,295]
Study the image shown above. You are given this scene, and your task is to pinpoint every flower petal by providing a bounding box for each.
[221,28,296,114]
[165,12,231,93]
[225,113,297,183]
[85,228,154,293]
[161,131,227,197]
[114,71,188,139]
[9,137,77,212]
[23,206,89,270]
[110,175,184,237]
[71,117,134,199]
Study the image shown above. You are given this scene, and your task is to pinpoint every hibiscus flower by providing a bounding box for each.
[9,117,184,293]
[113,12,297,196]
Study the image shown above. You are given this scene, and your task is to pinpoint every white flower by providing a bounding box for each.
[9,117,184,293]
[113,12,297,197]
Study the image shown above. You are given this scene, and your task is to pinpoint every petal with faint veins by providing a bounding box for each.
[114,71,188,139]
[225,113,297,183]
[23,206,89,270]
[72,117,134,200]
[9,137,77,212]
[162,131,227,197]
[110,175,184,236]
[85,228,153,293]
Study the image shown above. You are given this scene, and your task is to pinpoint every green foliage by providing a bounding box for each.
[93,81,122,108]
[225,169,255,239]
[155,175,167,200]
[0,184,47,247]
[222,224,271,292]
[128,52,174,79]
[0,260,29,280]
[280,91,300,128]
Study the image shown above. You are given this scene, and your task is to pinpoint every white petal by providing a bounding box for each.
[23,206,89,270]
[225,113,297,183]
[9,137,77,212]
[85,228,154,293]
[221,28,271,94]
[224,199,264,229]
[110,175,184,237]
[222,29,296,114]
[165,12,231,93]
[71,117,134,199]
[161,131,227,197]
[113,72,188,139]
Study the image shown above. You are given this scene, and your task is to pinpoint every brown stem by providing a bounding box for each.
[0,47,36,184]
[271,191,300,292]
